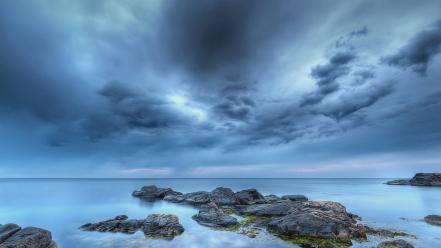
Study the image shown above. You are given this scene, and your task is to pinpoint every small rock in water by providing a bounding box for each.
[143,214,184,238]
[424,214,441,226]
[210,187,237,205]
[377,239,414,248]
[192,211,239,228]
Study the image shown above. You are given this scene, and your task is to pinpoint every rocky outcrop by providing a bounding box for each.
[143,214,185,238]
[0,225,57,248]
[377,239,414,248]
[132,185,177,199]
[132,185,370,247]
[386,173,441,186]
[81,214,184,239]
[235,189,265,205]
[267,201,366,240]
[365,226,413,238]
[424,214,441,226]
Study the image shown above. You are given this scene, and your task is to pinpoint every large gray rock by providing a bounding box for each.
[81,214,184,239]
[235,189,265,205]
[183,191,211,205]
[192,211,239,228]
[386,173,441,186]
[410,173,441,186]
[0,224,21,243]
[0,227,56,248]
[81,215,143,234]
[267,201,366,239]
[132,185,176,199]
[264,194,280,203]
[143,214,184,238]
[424,214,441,226]
[240,201,301,217]
[210,187,237,205]
[377,239,414,248]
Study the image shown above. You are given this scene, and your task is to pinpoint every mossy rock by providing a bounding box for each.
[280,235,353,248]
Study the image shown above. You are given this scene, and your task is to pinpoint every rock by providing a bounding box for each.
[183,191,211,205]
[385,179,410,185]
[240,201,301,217]
[365,226,413,238]
[377,239,414,248]
[264,194,280,203]
[0,224,21,243]
[235,189,265,205]
[0,227,56,248]
[267,201,366,239]
[163,192,185,203]
[143,214,184,238]
[410,173,441,186]
[386,173,441,186]
[192,211,239,228]
[210,187,237,205]
[281,195,308,202]
[81,215,143,234]
[424,214,441,226]
[82,214,184,239]
[132,185,175,199]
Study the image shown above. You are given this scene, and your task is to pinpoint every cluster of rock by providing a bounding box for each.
[132,185,367,247]
[0,223,57,248]
[80,214,184,239]
[377,239,414,248]
[386,173,441,186]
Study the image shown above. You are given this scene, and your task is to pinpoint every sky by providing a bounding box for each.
[1,0,441,178]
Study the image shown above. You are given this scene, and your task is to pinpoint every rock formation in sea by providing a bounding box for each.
[386,173,441,186]
[132,185,366,247]
[80,214,184,239]
[0,224,57,248]
[377,239,414,248]
[424,214,441,226]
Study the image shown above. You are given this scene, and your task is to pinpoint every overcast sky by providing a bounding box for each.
[1,0,441,178]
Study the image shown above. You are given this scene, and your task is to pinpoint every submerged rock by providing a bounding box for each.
[235,189,265,205]
[424,214,441,226]
[267,201,366,239]
[377,239,414,248]
[81,214,184,239]
[143,214,184,238]
[0,227,57,248]
[365,226,413,238]
[386,173,441,186]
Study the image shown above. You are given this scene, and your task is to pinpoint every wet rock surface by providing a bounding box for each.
[281,195,308,202]
[424,214,441,226]
[0,225,57,248]
[377,239,414,248]
[386,173,441,186]
[365,226,414,238]
[81,214,184,239]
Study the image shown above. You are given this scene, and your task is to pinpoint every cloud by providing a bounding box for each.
[301,51,357,106]
[383,19,441,76]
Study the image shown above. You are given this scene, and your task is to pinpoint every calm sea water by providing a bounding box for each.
[0,178,440,247]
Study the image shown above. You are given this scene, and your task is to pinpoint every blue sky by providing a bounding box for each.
[1,0,441,178]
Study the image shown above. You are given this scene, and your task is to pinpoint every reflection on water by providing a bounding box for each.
[0,178,440,247]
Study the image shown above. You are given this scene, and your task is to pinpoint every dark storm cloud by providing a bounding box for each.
[301,51,357,106]
[0,2,86,121]
[320,81,395,120]
[383,19,441,76]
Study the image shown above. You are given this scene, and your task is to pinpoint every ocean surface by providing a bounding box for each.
[0,178,440,247]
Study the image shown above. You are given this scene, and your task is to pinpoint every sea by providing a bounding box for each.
[0,178,440,247]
